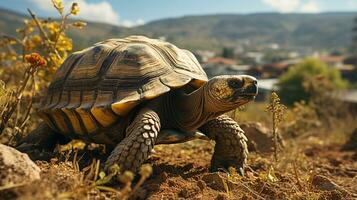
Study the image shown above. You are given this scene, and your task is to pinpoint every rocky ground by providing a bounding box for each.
[1,124,356,200]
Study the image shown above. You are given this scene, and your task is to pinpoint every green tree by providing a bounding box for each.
[277,58,347,105]
[222,47,234,59]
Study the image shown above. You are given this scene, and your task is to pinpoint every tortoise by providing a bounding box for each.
[18,35,258,174]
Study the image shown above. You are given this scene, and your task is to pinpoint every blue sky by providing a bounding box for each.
[0,0,356,26]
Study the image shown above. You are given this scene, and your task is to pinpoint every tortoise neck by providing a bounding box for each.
[169,83,226,131]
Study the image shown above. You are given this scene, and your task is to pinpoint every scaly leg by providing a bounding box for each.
[200,115,248,175]
[105,108,160,172]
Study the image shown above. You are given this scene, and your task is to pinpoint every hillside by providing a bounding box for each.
[0,8,356,51]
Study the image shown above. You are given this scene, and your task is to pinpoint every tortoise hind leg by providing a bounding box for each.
[199,115,248,175]
[17,122,70,159]
[105,108,160,172]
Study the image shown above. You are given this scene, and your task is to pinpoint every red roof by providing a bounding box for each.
[206,57,236,65]
[318,56,345,64]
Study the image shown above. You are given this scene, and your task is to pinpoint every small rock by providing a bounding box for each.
[0,144,41,187]
[311,175,350,196]
[202,173,234,191]
[240,122,282,153]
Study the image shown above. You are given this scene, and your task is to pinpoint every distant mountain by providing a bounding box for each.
[0,8,356,51]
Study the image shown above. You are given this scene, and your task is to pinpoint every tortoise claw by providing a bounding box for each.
[238,167,244,176]
[210,155,245,176]
[210,165,245,176]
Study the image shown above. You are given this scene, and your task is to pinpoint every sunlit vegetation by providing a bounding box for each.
[277,58,347,105]
[0,0,85,143]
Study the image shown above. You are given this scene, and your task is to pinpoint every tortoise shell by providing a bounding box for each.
[39,36,208,137]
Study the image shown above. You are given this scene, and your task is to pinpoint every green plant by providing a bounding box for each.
[222,47,235,58]
[278,58,347,105]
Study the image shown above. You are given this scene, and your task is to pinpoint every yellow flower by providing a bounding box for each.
[10,54,17,61]
[46,22,60,34]
[49,53,65,67]
[27,26,34,33]
[70,3,80,15]
[25,40,36,51]
[52,0,64,13]
[31,35,42,46]
[56,34,73,52]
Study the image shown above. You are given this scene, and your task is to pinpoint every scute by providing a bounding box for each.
[39,35,208,136]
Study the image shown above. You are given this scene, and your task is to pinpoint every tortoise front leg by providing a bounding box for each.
[105,108,160,172]
[17,122,70,160]
[200,115,248,175]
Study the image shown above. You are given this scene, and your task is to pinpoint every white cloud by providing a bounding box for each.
[262,0,300,13]
[121,19,145,28]
[347,0,357,8]
[29,0,144,27]
[262,0,322,13]
[301,1,320,13]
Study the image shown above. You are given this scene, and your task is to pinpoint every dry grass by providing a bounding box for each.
[0,1,356,199]
[1,99,354,199]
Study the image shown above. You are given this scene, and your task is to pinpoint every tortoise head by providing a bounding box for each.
[206,75,258,110]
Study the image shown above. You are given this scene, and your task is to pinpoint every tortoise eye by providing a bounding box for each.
[228,79,244,89]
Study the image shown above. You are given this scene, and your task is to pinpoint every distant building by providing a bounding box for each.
[246,66,264,79]
[193,50,215,63]
[260,59,300,78]
[268,43,280,50]
[338,90,357,104]
[288,51,300,59]
[336,90,357,114]
[245,52,264,64]
[202,57,251,78]
[206,57,236,66]
[317,55,345,68]
[338,65,357,82]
